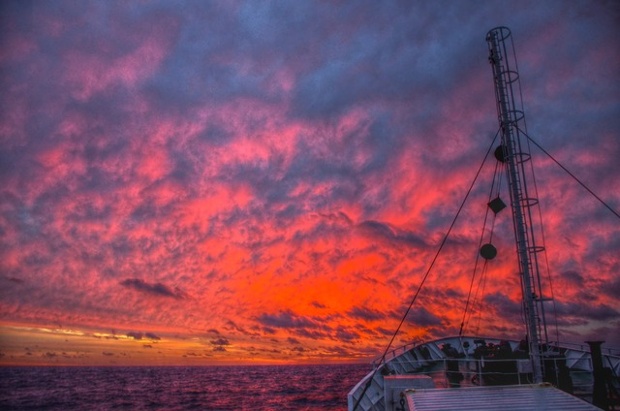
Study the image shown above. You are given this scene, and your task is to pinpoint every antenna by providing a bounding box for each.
[486,27,550,384]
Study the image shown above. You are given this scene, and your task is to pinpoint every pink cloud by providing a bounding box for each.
[1,1,618,366]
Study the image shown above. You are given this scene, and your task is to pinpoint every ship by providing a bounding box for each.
[348,27,620,411]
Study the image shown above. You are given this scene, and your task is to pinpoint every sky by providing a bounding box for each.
[1,0,619,366]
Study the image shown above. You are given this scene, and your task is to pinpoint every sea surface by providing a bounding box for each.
[0,363,370,410]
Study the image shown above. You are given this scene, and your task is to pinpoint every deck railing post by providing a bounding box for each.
[587,341,609,410]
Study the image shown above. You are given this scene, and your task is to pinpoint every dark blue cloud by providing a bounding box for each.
[120,278,185,299]
[555,302,619,322]
[404,307,443,327]
[348,306,385,322]
[358,220,428,248]
[257,310,316,329]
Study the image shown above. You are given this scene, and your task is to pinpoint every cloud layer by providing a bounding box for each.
[1,0,618,365]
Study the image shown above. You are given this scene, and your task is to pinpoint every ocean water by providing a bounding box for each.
[0,363,370,410]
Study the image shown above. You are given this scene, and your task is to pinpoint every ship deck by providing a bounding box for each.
[404,384,601,411]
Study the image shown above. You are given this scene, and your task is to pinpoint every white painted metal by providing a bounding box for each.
[405,384,602,411]
[348,335,619,411]
[384,375,434,411]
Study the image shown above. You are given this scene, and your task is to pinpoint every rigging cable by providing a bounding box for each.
[459,154,502,337]
[517,127,620,220]
[352,129,500,411]
[512,40,555,344]
[515,126,620,344]
[469,150,506,334]
[522,127,560,344]
[472,260,490,336]
[459,217,487,337]
[512,47,555,345]
[540,217,561,345]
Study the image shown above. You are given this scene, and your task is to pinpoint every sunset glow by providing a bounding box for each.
[1,1,619,366]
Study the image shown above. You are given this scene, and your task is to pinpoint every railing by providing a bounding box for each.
[548,340,620,357]
[348,347,620,411]
[370,341,421,368]
[378,356,597,395]
[353,336,619,409]
[372,338,620,374]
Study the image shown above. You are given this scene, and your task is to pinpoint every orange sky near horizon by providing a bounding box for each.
[1,1,619,367]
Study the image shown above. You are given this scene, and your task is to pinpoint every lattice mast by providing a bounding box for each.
[486,27,549,384]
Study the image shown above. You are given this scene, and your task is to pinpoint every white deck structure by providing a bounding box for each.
[405,384,601,411]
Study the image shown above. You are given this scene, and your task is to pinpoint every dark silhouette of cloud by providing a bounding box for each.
[348,306,385,322]
[145,333,161,341]
[257,311,317,329]
[358,220,428,248]
[127,332,143,340]
[120,278,185,299]
[211,337,230,346]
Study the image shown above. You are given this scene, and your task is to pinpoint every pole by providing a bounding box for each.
[486,26,544,383]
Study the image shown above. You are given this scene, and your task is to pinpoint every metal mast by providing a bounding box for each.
[486,27,549,384]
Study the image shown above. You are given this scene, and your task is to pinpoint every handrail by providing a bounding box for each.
[372,336,620,368]
[380,356,596,387]
[548,341,620,357]
[371,335,514,366]
[348,347,608,410]
[371,341,420,367]
[351,356,599,398]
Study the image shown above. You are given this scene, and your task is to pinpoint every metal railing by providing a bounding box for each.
[378,356,596,394]
[371,341,420,367]
[348,352,617,411]
[548,340,620,357]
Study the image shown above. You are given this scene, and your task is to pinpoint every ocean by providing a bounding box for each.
[0,363,370,410]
